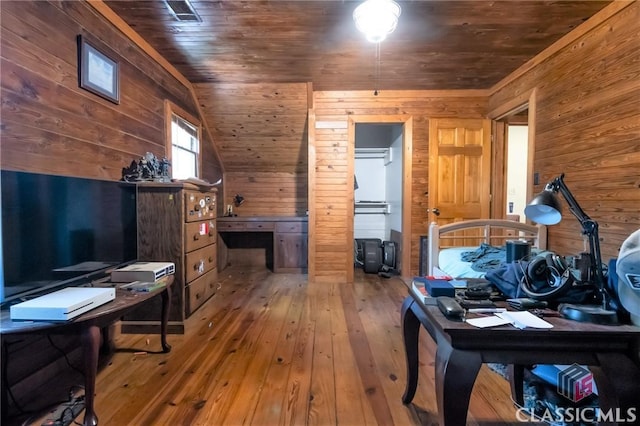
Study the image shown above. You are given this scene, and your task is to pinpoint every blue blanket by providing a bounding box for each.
[460,243,506,272]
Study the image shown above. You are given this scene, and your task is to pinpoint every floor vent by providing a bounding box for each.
[165,0,202,22]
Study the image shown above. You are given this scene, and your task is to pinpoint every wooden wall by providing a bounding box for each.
[489,1,640,261]
[0,0,222,185]
[0,0,222,414]
[1,1,635,283]
[195,83,309,217]
[309,91,489,282]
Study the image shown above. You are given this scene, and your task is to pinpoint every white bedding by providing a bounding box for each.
[427,220,548,278]
[438,247,487,278]
[438,246,546,279]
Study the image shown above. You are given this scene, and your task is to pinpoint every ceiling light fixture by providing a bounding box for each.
[353,0,401,96]
[353,0,402,43]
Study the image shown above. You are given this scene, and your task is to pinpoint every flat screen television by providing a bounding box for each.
[0,170,138,306]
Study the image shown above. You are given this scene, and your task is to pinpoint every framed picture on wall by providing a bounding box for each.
[77,35,120,104]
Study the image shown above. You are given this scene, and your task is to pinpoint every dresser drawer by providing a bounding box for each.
[184,220,216,252]
[185,268,218,316]
[184,244,217,283]
[184,190,216,223]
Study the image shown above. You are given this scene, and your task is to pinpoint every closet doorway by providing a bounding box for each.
[348,116,413,282]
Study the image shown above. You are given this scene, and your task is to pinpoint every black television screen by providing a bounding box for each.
[1,170,138,304]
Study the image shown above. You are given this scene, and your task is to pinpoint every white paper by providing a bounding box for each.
[497,311,554,329]
[465,311,554,329]
[465,316,512,328]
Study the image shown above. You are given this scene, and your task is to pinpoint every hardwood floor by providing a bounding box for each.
[22,266,522,425]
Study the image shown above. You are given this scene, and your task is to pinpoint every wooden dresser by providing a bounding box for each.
[122,182,218,334]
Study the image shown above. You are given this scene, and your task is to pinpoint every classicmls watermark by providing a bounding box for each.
[558,364,593,402]
[514,364,638,423]
[516,407,637,423]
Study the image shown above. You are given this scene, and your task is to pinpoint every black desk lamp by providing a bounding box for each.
[524,173,618,324]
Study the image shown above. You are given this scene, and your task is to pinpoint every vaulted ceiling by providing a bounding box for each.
[105,0,611,91]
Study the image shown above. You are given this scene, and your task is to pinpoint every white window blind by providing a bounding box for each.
[171,114,199,179]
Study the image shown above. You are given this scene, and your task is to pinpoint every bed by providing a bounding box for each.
[427,219,547,278]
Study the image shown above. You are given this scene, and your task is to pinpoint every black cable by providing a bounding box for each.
[46,335,85,377]
[3,339,27,415]
[3,339,86,423]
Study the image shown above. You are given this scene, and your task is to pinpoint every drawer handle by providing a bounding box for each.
[208,256,214,263]
[208,230,214,236]
[193,234,200,241]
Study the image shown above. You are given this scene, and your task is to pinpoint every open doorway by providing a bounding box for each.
[488,89,537,222]
[346,115,413,282]
[506,110,529,222]
[353,123,403,275]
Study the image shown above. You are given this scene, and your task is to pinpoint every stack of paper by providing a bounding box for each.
[465,311,553,329]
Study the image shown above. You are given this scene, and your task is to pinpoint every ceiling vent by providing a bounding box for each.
[165,0,202,22]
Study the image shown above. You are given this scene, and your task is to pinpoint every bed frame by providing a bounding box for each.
[427,219,547,276]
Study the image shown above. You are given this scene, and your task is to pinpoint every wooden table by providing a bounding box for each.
[0,278,173,426]
[400,293,640,425]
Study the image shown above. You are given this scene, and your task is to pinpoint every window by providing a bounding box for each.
[165,101,201,179]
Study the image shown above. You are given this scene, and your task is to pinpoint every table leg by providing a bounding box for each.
[81,324,100,426]
[160,286,172,353]
[509,364,525,406]
[99,325,115,355]
[435,341,482,426]
[591,353,640,414]
[401,296,420,404]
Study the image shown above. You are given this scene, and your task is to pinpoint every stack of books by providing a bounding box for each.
[119,276,168,293]
[411,278,430,304]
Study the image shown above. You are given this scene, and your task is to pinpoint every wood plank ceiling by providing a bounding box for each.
[104,0,611,91]
[103,0,611,174]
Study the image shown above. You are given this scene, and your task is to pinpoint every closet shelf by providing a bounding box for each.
[354,201,390,214]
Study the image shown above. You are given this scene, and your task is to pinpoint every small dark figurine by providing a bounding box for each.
[122,152,171,182]
[159,157,171,178]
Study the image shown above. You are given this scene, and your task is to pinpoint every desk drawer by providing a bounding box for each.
[218,221,246,231]
[185,244,217,283]
[276,221,308,233]
[185,268,218,316]
[185,220,216,252]
[245,222,274,231]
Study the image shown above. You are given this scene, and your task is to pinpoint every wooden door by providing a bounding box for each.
[428,118,492,231]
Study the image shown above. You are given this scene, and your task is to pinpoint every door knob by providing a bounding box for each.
[431,208,440,216]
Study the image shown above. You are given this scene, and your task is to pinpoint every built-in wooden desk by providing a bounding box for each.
[401,291,640,425]
[217,216,308,273]
[0,277,173,426]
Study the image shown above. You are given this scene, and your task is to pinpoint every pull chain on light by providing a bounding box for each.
[353,0,401,95]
